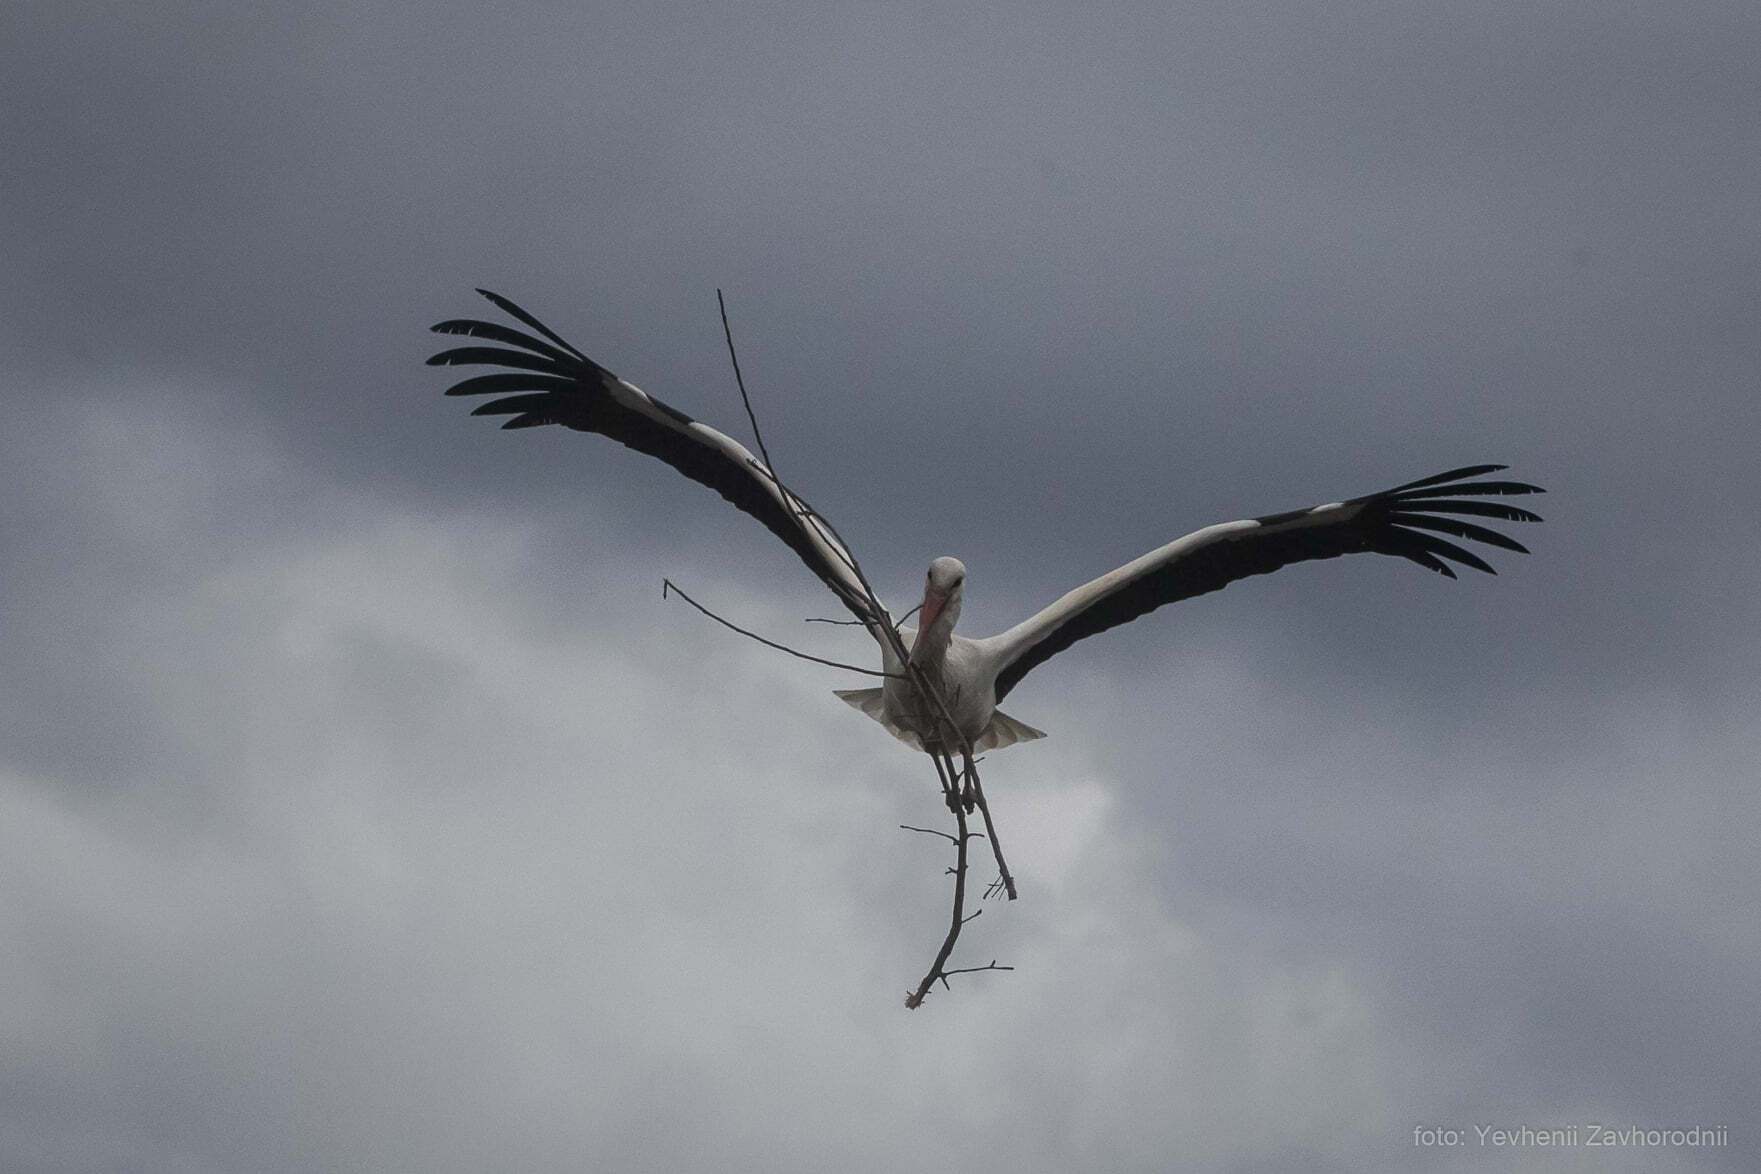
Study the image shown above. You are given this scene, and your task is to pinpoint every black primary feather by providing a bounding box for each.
[1392,513,1531,553]
[994,462,1546,700]
[475,288,590,361]
[426,346,563,375]
[1392,479,1546,500]
[442,373,578,398]
[1391,498,1544,524]
[1392,529,1498,575]
[429,290,876,625]
[430,319,578,365]
[1386,463,1509,492]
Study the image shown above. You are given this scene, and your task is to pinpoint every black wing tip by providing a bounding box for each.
[1390,512,1533,555]
[463,287,532,324]
[1391,478,1547,500]
[463,287,590,362]
[475,287,527,316]
[1390,464,1544,488]
[1394,498,1545,524]
[1400,549,1458,578]
[430,318,493,335]
[1388,519,1529,575]
[1385,518,1510,576]
[1385,463,1509,494]
[425,347,503,367]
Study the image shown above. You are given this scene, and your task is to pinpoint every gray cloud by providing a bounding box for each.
[3,1,1759,1169]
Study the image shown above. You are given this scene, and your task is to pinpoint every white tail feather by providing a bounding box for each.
[833,689,1046,752]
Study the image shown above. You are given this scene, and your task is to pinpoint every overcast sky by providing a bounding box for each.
[4,2,1759,1171]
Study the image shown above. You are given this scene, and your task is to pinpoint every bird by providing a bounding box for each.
[430,290,1543,760]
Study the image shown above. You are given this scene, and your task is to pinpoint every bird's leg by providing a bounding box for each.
[959,751,977,813]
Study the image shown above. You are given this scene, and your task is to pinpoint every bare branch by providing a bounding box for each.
[806,602,922,632]
[928,748,956,805]
[720,292,867,590]
[713,292,1014,1008]
[892,603,924,632]
[905,770,974,1009]
[662,579,900,678]
[741,458,873,594]
[939,961,1014,983]
[718,288,775,480]
[963,752,1017,900]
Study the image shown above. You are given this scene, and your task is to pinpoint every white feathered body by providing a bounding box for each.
[836,627,1047,754]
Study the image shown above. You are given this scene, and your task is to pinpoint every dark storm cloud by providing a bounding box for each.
[8,1,1756,673]
[3,1,1758,1169]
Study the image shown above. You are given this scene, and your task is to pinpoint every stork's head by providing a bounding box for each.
[918,556,967,637]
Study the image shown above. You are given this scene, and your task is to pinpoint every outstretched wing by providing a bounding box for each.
[985,465,1544,701]
[430,290,879,624]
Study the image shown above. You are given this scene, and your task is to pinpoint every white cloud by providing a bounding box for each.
[0,398,1464,1172]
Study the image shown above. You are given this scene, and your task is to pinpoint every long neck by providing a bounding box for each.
[910,597,959,666]
[910,620,952,666]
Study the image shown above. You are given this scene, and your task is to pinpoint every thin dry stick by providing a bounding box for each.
[718,288,772,472]
[715,289,881,603]
[806,603,923,630]
[900,749,1014,1006]
[963,752,1016,900]
[904,789,974,1009]
[709,304,945,741]
[928,746,960,809]
[709,291,1014,1003]
[711,300,977,790]
[718,289,868,588]
[899,824,965,844]
[940,961,1014,981]
[662,579,900,678]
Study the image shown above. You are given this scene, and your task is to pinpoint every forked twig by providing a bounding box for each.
[903,776,974,1009]
[806,603,923,630]
[963,754,1017,900]
[662,579,900,678]
[939,960,1014,983]
[899,824,980,845]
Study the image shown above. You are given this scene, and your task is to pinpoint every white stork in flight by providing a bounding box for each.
[431,290,1543,756]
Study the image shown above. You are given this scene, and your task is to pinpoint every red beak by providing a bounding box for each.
[917,586,947,636]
